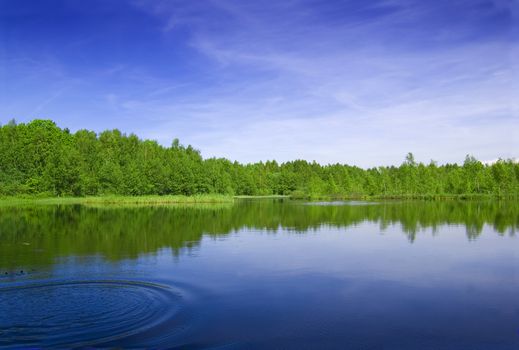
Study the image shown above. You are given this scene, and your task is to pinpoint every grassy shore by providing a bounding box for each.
[289,193,516,201]
[0,194,234,207]
[233,195,290,199]
[0,193,514,207]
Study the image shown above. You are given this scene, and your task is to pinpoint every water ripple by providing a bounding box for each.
[0,279,185,348]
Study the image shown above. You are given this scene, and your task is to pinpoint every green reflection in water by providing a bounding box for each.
[0,199,517,271]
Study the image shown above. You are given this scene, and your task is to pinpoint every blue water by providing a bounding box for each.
[0,200,518,348]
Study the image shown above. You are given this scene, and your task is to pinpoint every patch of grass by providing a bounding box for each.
[233,195,290,199]
[368,193,516,201]
[0,194,234,207]
[288,192,516,201]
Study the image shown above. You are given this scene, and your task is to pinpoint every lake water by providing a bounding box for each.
[0,199,518,349]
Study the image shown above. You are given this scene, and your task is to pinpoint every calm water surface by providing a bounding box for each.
[0,200,518,349]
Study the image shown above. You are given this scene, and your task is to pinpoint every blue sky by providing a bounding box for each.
[0,0,517,167]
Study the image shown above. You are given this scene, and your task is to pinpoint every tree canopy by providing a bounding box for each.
[1,119,517,198]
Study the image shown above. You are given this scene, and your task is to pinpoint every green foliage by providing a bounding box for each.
[0,119,518,198]
[0,194,233,207]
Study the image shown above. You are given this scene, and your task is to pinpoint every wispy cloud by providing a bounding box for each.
[123,0,518,166]
[2,0,517,166]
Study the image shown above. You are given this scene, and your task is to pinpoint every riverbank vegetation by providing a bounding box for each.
[1,119,518,199]
[0,194,233,207]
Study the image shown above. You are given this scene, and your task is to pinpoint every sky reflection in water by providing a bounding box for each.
[0,200,518,348]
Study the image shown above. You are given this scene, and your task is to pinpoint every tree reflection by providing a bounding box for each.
[0,200,517,270]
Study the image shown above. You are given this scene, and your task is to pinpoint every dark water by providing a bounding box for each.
[0,199,518,349]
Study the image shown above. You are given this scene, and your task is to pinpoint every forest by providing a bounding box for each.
[0,119,518,198]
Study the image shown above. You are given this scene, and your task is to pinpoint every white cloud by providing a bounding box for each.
[4,0,515,167]
[122,1,518,166]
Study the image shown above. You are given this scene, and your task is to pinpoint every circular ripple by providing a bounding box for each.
[0,280,183,348]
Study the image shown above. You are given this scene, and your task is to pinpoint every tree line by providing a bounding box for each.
[0,119,518,198]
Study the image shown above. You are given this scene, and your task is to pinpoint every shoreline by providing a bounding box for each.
[0,194,234,207]
[0,193,515,207]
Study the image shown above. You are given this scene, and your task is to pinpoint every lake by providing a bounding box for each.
[0,199,518,349]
